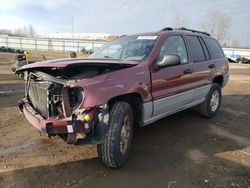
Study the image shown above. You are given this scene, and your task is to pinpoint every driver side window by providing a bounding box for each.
[158,36,188,64]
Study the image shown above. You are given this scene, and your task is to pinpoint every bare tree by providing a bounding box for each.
[229,40,239,48]
[22,25,28,36]
[173,12,190,28]
[0,29,12,35]
[28,24,36,37]
[13,28,22,36]
[202,11,231,44]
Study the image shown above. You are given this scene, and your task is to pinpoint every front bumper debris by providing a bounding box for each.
[18,98,108,145]
[19,98,92,135]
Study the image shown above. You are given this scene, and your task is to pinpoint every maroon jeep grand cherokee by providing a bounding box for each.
[16,27,229,168]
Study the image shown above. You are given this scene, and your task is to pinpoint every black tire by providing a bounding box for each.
[197,83,221,118]
[97,102,134,168]
[11,67,16,72]
[69,52,76,58]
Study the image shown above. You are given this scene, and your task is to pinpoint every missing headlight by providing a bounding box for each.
[68,87,83,110]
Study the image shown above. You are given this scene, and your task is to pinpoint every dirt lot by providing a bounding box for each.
[0,53,249,188]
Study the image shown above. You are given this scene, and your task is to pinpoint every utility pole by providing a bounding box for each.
[71,17,74,51]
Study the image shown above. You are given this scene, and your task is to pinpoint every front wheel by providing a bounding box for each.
[97,101,134,168]
[197,83,222,118]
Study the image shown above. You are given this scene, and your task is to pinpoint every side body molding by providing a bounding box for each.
[141,84,212,126]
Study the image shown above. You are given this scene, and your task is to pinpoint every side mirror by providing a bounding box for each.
[156,54,181,68]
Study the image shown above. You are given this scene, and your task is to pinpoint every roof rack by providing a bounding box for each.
[119,35,127,38]
[178,27,210,36]
[160,27,210,36]
[160,27,173,31]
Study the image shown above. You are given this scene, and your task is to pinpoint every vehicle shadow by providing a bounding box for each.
[0,95,250,188]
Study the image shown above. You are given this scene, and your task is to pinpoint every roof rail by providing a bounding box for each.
[119,35,127,38]
[178,27,210,36]
[160,27,173,31]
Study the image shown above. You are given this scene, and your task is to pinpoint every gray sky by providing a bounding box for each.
[0,0,249,46]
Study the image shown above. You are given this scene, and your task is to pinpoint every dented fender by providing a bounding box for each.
[75,63,152,108]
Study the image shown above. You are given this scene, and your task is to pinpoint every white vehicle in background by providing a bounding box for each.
[226,51,241,62]
[224,49,250,64]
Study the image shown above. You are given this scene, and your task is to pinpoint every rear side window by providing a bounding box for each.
[204,38,225,59]
[187,36,206,62]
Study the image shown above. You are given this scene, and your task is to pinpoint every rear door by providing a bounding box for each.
[185,35,213,102]
[203,37,229,78]
[151,35,195,117]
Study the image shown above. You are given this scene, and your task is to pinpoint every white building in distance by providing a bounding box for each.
[46,33,116,41]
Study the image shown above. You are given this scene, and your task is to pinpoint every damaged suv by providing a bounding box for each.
[16,28,229,168]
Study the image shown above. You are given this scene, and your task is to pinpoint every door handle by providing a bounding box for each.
[208,64,215,69]
[183,68,193,74]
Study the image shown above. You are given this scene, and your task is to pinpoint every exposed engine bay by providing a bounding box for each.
[22,63,132,118]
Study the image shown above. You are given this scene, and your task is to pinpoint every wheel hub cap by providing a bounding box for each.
[210,90,220,112]
[120,115,131,154]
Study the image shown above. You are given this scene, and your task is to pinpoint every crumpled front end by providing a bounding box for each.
[16,59,138,145]
[18,70,108,145]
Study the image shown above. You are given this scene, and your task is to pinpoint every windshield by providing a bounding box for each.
[90,36,157,61]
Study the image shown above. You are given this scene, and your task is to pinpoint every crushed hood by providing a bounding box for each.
[16,58,139,73]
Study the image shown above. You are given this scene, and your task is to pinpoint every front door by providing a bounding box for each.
[151,35,194,117]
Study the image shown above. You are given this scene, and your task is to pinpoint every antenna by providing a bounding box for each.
[71,17,74,51]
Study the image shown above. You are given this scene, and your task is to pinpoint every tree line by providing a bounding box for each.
[173,11,236,47]
[0,24,36,37]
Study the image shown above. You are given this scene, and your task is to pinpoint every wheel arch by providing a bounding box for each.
[107,93,143,126]
[213,75,223,87]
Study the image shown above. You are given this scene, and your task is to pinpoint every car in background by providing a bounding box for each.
[226,53,241,63]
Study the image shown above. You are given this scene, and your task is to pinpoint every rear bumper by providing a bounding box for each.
[20,98,91,135]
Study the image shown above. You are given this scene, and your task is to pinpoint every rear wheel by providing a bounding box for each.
[197,83,221,118]
[97,101,134,168]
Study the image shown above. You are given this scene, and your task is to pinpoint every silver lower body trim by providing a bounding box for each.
[142,98,204,126]
[141,84,212,126]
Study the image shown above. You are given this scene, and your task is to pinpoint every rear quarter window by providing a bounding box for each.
[204,38,225,59]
